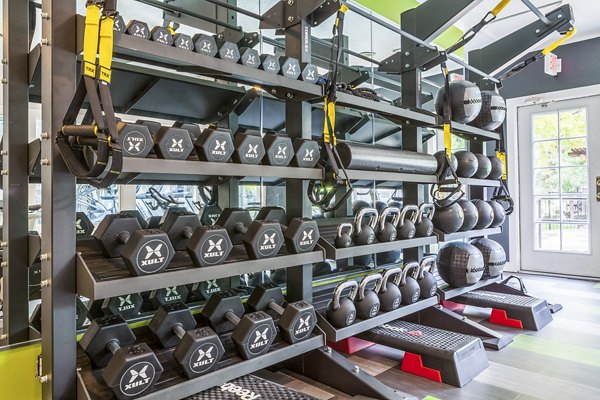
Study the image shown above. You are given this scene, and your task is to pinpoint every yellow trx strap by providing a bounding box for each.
[496,151,507,180]
[542,27,576,55]
[491,0,511,17]
[83,4,102,78]
[98,14,115,83]
[323,100,336,145]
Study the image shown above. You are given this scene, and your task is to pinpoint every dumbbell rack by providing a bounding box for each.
[15,1,513,399]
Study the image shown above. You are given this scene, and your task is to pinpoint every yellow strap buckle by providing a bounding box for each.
[491,0,511,17]
[542,27,576,56]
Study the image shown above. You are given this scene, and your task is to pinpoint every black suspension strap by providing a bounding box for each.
[492,123,514,215]
[308,4,353,212]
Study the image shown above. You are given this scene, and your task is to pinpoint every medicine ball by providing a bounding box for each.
[455,151,478,178]
[432,203,464,234]
[469,91,506,131]
[488,156,504,180]
[434,151,458,178]
[470,238,506,278]
[458,199,478,231]
[472,199,494,229]
[352,200,370,215]
[437,242,485,287]
[487,200,506,227]
[378,250,401,265]
[375,200,387,214]
[473,154,492,179]
[434,80,483,124]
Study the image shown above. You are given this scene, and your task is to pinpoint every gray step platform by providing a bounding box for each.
[187,374,316,399]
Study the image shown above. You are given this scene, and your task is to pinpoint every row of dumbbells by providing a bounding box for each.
[325,257,438,328]
[80,283,316,399]
[91,119,321,169]
[114,18,320,83]
[334,202,438,249]
[91,206,319,276]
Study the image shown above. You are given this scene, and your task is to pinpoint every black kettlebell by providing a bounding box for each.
[378,268,403,312]
[398,262,421,305]
[377,207,400,242]
[397,205,418,240]
[355,274,383,320]
[334,223,354,248]
[414,203,435,237]
[353,207,378,245]
[414,256,438,299]
[326,280,359,328]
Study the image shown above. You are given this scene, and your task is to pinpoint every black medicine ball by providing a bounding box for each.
[455,151,478,178]
[434,80,483,124]
[433,203,464,234]
[473,154,492,179]
[458,199,478,231]
[469,91,506,131]
[437,242,485,287]
[488,200,506,227]
[470,238,506,278]
[472,199,494,230]
[488,156,504,180]
[434,151,458,179]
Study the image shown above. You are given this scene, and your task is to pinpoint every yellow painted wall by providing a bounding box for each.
[0,342,42,400]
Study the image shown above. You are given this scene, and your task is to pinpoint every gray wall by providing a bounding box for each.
[500,37,600,99]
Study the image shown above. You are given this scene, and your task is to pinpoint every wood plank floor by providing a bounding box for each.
[263,273,600,400]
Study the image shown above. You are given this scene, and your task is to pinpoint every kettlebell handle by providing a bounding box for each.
[331,280,359,310]
[378,206,400,233]
[357,273,383,301]
[354,207,379,235]
[400,261,420,285]
[399,204,419,227]
[418,256,437,278]
[337,222,354,237]
[417,203,435,224]
[380,267,403,292]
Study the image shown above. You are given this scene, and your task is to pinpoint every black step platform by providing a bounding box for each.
[357,320,488,387]
[453,285,553,331]
[186,374,316,400]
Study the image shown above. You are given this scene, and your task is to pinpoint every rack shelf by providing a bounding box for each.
[437,276,502,301]
[434,227,502,242]
[446,122,501,141]
[77,248,324,300]
[317,297,438,342]
[459,178,501,187]
[317,235,438,260]
[345,170,437,185]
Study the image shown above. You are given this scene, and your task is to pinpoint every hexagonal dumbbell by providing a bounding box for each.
[173,122,202,141]
[239,47,260,69]
[102,293,144,319]
[194,127,234,163]
[76,212,95,238]
[154,126,194,160]
[216,208,284,259]
[300,62,319,83]
[120,209,148,229]
[232,131,266,165]
[150,26,173,46]
[191,278,230,300]
[263,134,294,167]
[113,15,126,33]
[279,57,301,79]
[94,213,175,276]
[291,138,321,168]
[255,207,320,254]
[118,123,154,158]
[149,285,189,308]
[259,54,280,75]
[192,34,218,57]
[173,33,194,51]
[80,315,163,400]
[202,291,276,359]
[214,34,241,63]
[161,211,201,251]
[125,20,150,40]
[186,225,233,267]
[149,302,225,378]
[247,283,317,343]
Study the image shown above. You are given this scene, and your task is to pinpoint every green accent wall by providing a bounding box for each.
[355,0,464,56]
[0,342,42,399]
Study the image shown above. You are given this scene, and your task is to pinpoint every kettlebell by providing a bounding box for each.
[334,223,353,248]
[326,280,359,328]
[355,274,383,319]
[377,207,400,242]
[378,268,403,312]
[397,205,418,240]
[414,203,435,237]
[353,207,378,245]
[398,262,421,305]
[414,256,438,299]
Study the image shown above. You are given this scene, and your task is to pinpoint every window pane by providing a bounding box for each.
[561,224,589,253]
[535,223,560,250]
[535,197,560,221]
[452,135,466,151]
[560,138,587,166]
[533,112,558,140]
[533,141,559,167]
[560,167,588,194]
[534,168,559,195]
[560,108,586,138]
[561,198,588,222]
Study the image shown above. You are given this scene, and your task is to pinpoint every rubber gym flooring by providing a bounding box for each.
[260,273,600,400]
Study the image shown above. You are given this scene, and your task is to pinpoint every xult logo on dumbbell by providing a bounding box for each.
[189,343,217,374]
[162,286,183,303]
[258,230,279,257]
[205,280,221,295]
[245,144,260,159]
[168,137,186,156]
[297,228,315,251]
[247,324,271,355]
[119,361,156,397]
[293,312,312,340]
[302,148,315,163]
[123,131,148,156]
[135,239,169,274]
[200,234,228,265]
[117,295,135,312]
[275,145,287,160]
[209,138,229,161]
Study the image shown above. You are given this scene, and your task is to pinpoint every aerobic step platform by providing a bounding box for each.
[188,374,316,399]
[358,320,488,387]
[453,287,552,331]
